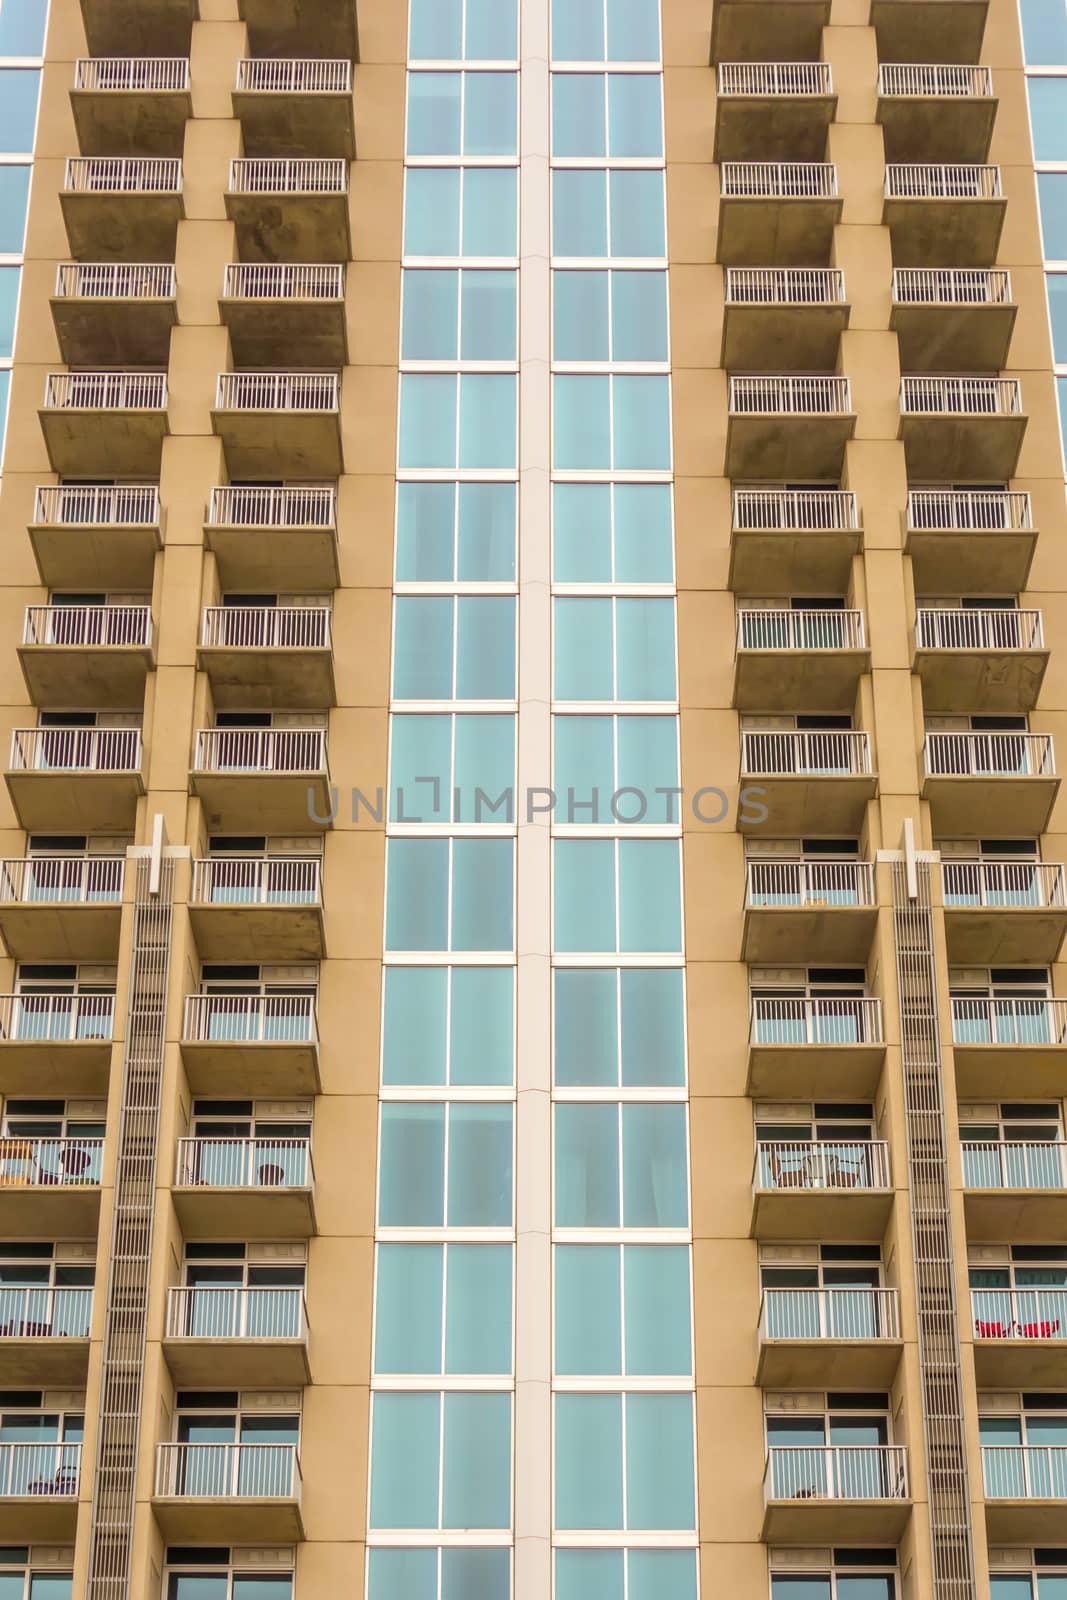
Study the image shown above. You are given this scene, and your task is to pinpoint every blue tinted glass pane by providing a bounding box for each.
[554,270,610,360]
[1020,0,1067,63]
[442,1392,511,1527]
[555,968,618,1086]
[445,1243,512,1372]
[1050,274,1067,362]
[613,374,671,469]
[608,73,662,156]
[1059,377,1067,470]
[555,1394,623,1528]
[0,165,30,253]
[628,1551,697,1600]
[451,966,514,1085]
[553,72,606,156]
[616,597,676,698]
[554,374,611,469]
[990,1583,1030,1600]
[370,1393,440,1527]
[465,72,518,155]
[612,271,667,360]
[0,0,47,54]
[553,838,616,952]
[554,596,614,699]
[607,0,661,60]
[396,482,455,581]
[463,167,518,255]
[383,967,448,1085]
[409,0,462,58]
[399,375,458,469]
[379,1103,445,1223]
[168,1582,228,1600]
[555,1102,620,1224]
[836,1582,895,1600]
[408,72,462,155]
[621,968,685,1086]
[441,1548,511,1600]
[622,1102,688,1224]
[451,837,514,951]
[0,265,18,357]
[462,270,517,359]
[1040,174,1067,259]
[553,169,608,255]
[458,483,516,579]
[459,374,516,469]
[625,1244,692,1373]
[386,838,450,951]
[625,1393,695,1528]
[454,713,514,823]
[556,1550,623,1600]
[374,1244,443,1372]
[610,169,665,256]
[552,0,604,60]
[29,1583,76,1600]
[456,595,515,697]
[447,1102,513,1224]
[403,270,458,360]
[405,168,461,255]
[555,1243,622,1373]
[390,714,451,823]
[0,370,8,460]
[394,595,453,697]
[616,715,678,820]
[466,0,518,59]
[554,714,614,821]
[553,483,612,581]
[618,839,681,952]
[368,1550,437,1600]
[1029,78,1067,160]
[614,483,674,581]
[0,68,38,150]
[1039,1579,1067,1600]
[771,1583,832,1600]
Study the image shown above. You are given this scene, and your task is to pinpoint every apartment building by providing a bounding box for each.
[0,0,1063,1596]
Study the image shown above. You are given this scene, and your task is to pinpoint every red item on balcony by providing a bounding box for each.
[975,1320,1008,1338]
[1018,1319,1061,1339]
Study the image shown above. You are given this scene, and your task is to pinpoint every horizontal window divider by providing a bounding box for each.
[551,1228,691,1245]
[550,953,685,969]
[551,1086,689,1103]
[552,362,671,375]
[390,699,519,714]
[550,470,673,485]
[551,701,680,715]
[549,824,683,840]
[402,256,521,269]
[404,155,519,169]
[552,1533,699,1550]
[397,469,520,483]
[379,1085,517,1102]
[367,1532,514,1549]
[551,256,668,270]
[375,1227,516,1244]
[550,157,665,170]
[551,1377,695,1394]
[384,951,516,967]
[551,585,676,598]
[400,361,520,375]
[387,824,519,839]
[371,1374,515,1392]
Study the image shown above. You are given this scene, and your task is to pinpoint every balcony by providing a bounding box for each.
[729,488,861,595]
[972,1289,1067,1386]
[212,372,342,478]
[747,997,886,1097]
[0,855,123,963]
[61,157,183,263]
[79,0,197,55]
[914,608,1046,716]
[883,164,1005,266]
[0,1287,93,1385]
[758,1288,903,1386]
[891,269,1015,372]
[164,1286,309,1386]
[717,163,841,267]
[0,993,114,1097]
[983,1446,1067,1542]
[868,0,989,65]
[153,1441,303,1541]
[197,606,334,711]
[0,1443,81,1540]
[899,376,1026,481]
[181,992,320,1097]
[52,263,177,367]
[233,58,355,158]
[710,0,830,63]
[226,159,350,264]
[172,1137,315,1239]
[39,371,168,478]
[922,733,1058,837]
[743,861,878,963]
[30,485,162,591]
[70,57,191,157]
[0,1137,103,1238]
[722,268,849,370]
[6,728,145,834]
[904,490,1035,595]
[734,608,868,712]
[951,998,1067,1098]
[763,1445,910,1540]
[942,861,1067,966]
[190,728,331,833]
[726,377,855,480]
[189,857,324,964]
[238,0,358,62]
[740,730,877,834]
[961,1140,1067,1242]
[220,263,347,368]
[205,486,339,592]
[877,64,996,162]
[19,605,156,711]
[715,62,836,161]
[751,1139,893,1240]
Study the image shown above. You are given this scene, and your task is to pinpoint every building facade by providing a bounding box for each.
[0,0,1064,1597]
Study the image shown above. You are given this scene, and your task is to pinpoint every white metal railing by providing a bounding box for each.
[182,992,318,1046]
[750,996,885,1048]
[916,608,1043,651]
[43,372,167,411]
[737,608,865,652]
[972,1288,1067,1342]
[942,859,1066,909]
[235,57,351,94]
[229,158,348,195]
[175,1137,314,1190]
[741,730,873,777]
[892,267,1011,306]
[901,376,1022,416]
[215,372,338,413]
[223,263,344,301]
[885,163,1002,200]
[760,1288,901,1342]
[907,489,1031,532]
[208,485,336,528]
[877,64,993,99]
[765,1445,908,1502]
[0,1137,104,1185]
[924,732,1055,779]
[33,484,161,527]
[200,607,332,652]
[721,162,838,198]
[746,859,876,908]
[166,1286,308,1342]
[725,267,846,305]
[9,727,143,774]
[192,727,328,775]
[73,57,190,93]
[961,1140,1067,1190]
[0,855,124,905]
[733,487,859,532]
[155,1442,301,1501]
[190,858,322,909]
[64,157,182,194]
[983,1446,1067,1502]
[23,605,153,650]
[754,1139,891,1191]
[718,62,833,97]
[0,1444,81,1499]
[730,376,852,415]
[55,263,176,300]
[0,993,115,1045]
[950,997,1067,1048]
[0,1287,93,1340]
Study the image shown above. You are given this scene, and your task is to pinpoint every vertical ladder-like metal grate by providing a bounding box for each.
[891,861,977,1600]
[87,855,175,1600]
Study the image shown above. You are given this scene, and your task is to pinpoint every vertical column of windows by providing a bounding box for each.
[0,0,45,462]
[1023,0,1067,468]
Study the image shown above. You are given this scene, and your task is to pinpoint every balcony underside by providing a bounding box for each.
[710,0,830,61]
[60,192,183,264]
[79,0,198,54]
[0,1499,79,1542]
[877,96,997,163]
[913,646,1047,716]
[746,1041,886,1099]
[70,88,192,159]
[19,644,156,712]
[189,771,333,834]
[0,1040,112,1098]
[953,1042,1067,1100]
[204,522,340,592]
[739,774,878,835]
[232,91,356,159]
[883,197,1006,267]
[921,775,1059,838]
[714,96,836,163]
[39,410,169,478]
[171,1187,316,1240]
[0,1188,101,1240]
[899,414,1026,482]
[0,902,122,962]
[757,1336,903,1388]
[0,1338,91,1387]
[869,0,989,63]
[5,772,145,834]
[721,303,849,371]
[984,1501,1067,1544]
[211,411,343,479]
[237,0,358,61]
[973,1339,1067,1388]
[220,298,348,368]
[742,904,879,965]
[179,1036,321,1097]
[717,197,842,268]
[963,1191,1067,1244]
[30,518,162,592]
[729,526,862,596]
[162,1334,311,1387]
[763,1498,910,1542]
[196,646,336,711]
[733,647,869,713]
[152,1494,304,1543]
[726,415,856,480]
[891,301,1016,372]
[51,296,177,367]
[189,902,325,963]
[904,526,1036,596]
[943,905,1067,966]
[751,1187,893,1241]
[225,193,351,265]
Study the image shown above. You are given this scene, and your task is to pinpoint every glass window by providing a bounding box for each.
[404,167,519,258]
[554,1393,695,1529]
[553,482,673,582]
[370,1391,511,1529]
[555,1550,696,1600]
[393,595,516,699]
[29,1583,75,1600]
[1039,173,1067,260]
[383,966,514,1086]
[375,1242,513,1373]
[390,713,515,822]
[0,166,30,253]
[396,482,517,582]
[551,0,662,62]
[554,597,676,700]
[402,269,518,361]
[1059,376,1067,471]
[554,967,685,1087]
[555,1243,692,1373]
[368,1548,512,1600]
[386,837,515,951]
[553,270,668,361]
[0,370,8,463]
[378,1102,513,1226]
[409,0,518,60]
[407,71,518,157]
[554,1101,689,1225]
[399,374,518,469]
[1020,0,1067,64]
[1049,273,1067,363]
[553,374,671,469]
[0,266,18,359]
[1029,78,1067,161]
[551,72,663,158]
[0,68,38,150]
[0,0,47,54]
[553,169,666,257]
[553,838,682,953]
[553,714,679,823]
